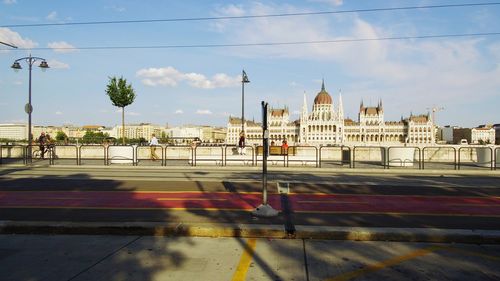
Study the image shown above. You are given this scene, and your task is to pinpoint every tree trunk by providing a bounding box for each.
[122,107,125,145]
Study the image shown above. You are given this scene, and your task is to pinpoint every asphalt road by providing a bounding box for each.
[1,166,499,231]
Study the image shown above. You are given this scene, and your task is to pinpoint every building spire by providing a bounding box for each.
[338,90,344,120]
[321,79,325,91]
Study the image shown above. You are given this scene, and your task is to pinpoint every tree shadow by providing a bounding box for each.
[0,172,192,281]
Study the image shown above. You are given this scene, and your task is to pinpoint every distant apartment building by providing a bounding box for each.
[439,126,459,144]
[495,124,500,145]
[0,124,27,140]
[114,123,162,140]
[166,125,226,144]
[472,126,495,144]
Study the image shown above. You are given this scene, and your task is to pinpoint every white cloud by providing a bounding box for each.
[211,2,500,116]
[47,41,77,53]
[308,0,343,6]
[136,66,241,89]
[46,11,57,21]
[55,111,63,115]
[47,59,70,69]
[3,0,17,4]
[174,109,184,114]
[13,80,22,85]
[0,28,38,49]
[105,5,126,12]
[196,110,213,115]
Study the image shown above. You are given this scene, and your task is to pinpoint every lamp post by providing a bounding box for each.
[11,54,49,160]
[241,70,250,135]
[0,41,17,48]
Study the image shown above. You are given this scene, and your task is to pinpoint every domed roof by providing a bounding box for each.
[313,80,332,105]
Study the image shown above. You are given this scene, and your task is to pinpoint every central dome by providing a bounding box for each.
[313,80,332,105]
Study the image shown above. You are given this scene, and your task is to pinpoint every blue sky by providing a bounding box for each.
[1,0,499,128]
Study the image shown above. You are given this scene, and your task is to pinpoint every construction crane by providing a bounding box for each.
[427,106,444,143]
[427,106,445,126]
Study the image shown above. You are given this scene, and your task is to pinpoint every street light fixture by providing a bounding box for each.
[11,54,49,161]
[241,69,250,135]
[0,41,17,49]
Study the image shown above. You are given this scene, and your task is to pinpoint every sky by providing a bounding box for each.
[0,0,499,128]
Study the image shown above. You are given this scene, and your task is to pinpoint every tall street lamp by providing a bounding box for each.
[241,69,250,134]
[1,41,17,48]
[11,54,49,160]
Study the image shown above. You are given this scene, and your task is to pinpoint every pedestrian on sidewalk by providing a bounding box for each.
[238,132,246,155]
[149,133,160,161]
[281,139,289,155]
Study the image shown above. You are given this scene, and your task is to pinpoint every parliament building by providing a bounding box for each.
[226,81,434,146]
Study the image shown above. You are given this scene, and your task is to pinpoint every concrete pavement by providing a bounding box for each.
[1,234,499,281]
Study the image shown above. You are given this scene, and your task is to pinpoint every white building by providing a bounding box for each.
[114,123,162,140]
[0,124,27,140]
[166,125,226,144]
[472,127,495,144]
[226,81,435,146]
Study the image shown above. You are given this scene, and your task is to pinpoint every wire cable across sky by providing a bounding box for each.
[2,2,500,28]
[10,32,500,51]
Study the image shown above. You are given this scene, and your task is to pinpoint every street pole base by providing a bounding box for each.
[252,204,279,217]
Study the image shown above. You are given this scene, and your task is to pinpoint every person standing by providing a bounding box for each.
[238,133,246,155]
[281,139,289,155]
[38,132,47,159]
[149,133,160,161]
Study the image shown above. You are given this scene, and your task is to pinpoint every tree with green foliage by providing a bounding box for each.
[55,131,68,143]
[105,76,136,144]
[82,131,109,144]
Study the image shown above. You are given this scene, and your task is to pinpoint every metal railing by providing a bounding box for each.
[319,145,351,168]
[165,145,194,166]
[287,146,318,167]
[79,144,106,166]
[194,145,224,166]
[386,146,421,170]
[422,146,457,170]
[353,146,386,169]
[224,145,255,166]
[458,146,494,171]
[1,143,499,171]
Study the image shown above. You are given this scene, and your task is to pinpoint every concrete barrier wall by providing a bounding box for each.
[2,144,499,166]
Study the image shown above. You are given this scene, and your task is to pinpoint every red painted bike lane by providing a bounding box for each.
[0,191,499,216]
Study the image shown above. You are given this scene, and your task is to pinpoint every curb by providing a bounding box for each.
[1,221,499,244]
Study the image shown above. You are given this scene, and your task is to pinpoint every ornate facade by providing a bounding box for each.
[226,81,435,146]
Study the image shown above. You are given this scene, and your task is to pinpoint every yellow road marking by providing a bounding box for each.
[38,197,87,200]
[443,247,500,262]
[156,198,227,201]
[231,238,257,281]
[448,203,500,207]
[325,245,443,281]
[298,200,369,204]
[293,210,500,217]
[0,206,255,211]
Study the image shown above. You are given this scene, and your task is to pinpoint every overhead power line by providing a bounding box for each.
[2,2,500,28]
[12,32,500,51]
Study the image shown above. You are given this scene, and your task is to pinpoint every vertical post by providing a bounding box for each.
[262,101,268,205]
[27,57,33,163]
[241,74,244,134]
[252,101,278,217]
[241,70,249,135]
